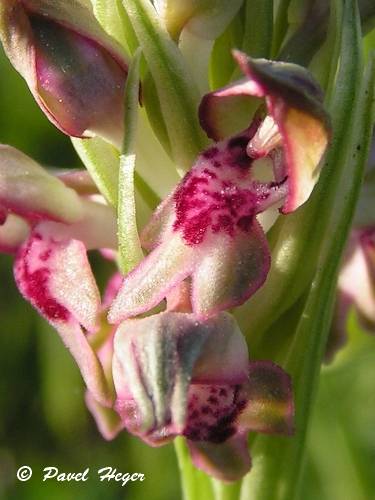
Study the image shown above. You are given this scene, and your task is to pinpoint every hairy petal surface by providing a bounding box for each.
[14,223,112,405]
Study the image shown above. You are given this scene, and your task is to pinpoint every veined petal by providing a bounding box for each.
[199,51,331,212]
[187,434,251,482]
[113,312,248,437]
[237,361,294,435]
[0,145,83,223]
[14,224,112,406]
[0,0,128,145]
[192,220,270,317]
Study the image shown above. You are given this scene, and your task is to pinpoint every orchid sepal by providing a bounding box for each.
[200,51,331,213]
[0,0,128,146]
[0,145,83,223]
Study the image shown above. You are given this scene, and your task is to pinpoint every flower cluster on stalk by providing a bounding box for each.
[0,0,336,481]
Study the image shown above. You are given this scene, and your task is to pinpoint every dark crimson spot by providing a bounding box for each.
[237,216,253,232]
[208,396,219,405]
[203,168,217,179]
[201,406,212,415]
[228,136,249,150]
[190,409,200,419]
[171,129,280,245]
[202,147,219,159]
[219,388,227,397]
[39,249,52,261]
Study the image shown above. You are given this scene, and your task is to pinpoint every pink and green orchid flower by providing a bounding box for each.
[112,309,293,481]
[0,145,118,407]
[109,51,330,323]
[0,0,128,147]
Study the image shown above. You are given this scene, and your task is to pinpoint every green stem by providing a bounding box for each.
[211,479,242,500]
[174,438,215,500]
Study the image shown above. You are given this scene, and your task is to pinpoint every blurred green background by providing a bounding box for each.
[0,45,375,500]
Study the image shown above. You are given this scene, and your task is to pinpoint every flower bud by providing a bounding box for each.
[0,0,128,146]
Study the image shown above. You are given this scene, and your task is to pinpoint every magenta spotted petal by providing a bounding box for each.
[109,129,286,322]
[112,311,293,481]
[14,223,112,406]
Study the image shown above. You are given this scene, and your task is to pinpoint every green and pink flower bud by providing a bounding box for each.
[112,311,293,481]
[0,0,128,146]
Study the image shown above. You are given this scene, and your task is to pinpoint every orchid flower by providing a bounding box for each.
[0,145,118,407]
[112,309,293,481]
[0,0,128,147]
[109,51,330,323]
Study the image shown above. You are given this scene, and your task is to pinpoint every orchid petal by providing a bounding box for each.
[187,434,251,482]
[116,130,284,319]
[41,198,117,250]
[192,220,270,317]
[237,361,294,436]
[0,0,128,145]
[0,145,83,223]
[199,52,331,212]
[85,391,123,440]
[58,170,99,196]
[14,224,112,406]
[108,233,195,323]
[113,312,248,437]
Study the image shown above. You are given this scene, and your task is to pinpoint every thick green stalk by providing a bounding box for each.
[211,479,242,500]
